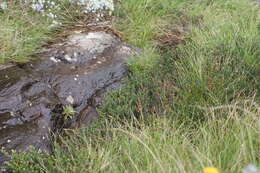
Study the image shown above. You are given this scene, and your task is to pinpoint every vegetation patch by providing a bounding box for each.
[2,0,260,172]
[0,3,52,63]
[0,0,113,64]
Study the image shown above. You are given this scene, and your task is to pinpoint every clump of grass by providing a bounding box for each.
[63,105,76,120]
[104,0,259,121]
[5,102,260,173]
[168,0,260,120]
[0,0,96,64]
[0,3,52,63]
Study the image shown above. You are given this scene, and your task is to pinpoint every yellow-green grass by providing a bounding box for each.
[7,104,259,173]
[0,0,88,64]
[0,3,51,63]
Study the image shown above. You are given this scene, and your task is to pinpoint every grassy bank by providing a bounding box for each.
[0,0,89,64]
[3,0,260,172]
[0,2,51,63]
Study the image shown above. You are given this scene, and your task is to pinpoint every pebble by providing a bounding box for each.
[10,112,15,117]
[0,168,7,172]
[50,57,58,63]
[70,66,76,70]
[64,54,72,62]
[66,95,74,104]
[74,52,78,58]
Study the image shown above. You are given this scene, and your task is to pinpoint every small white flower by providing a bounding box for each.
[32,3,44,11]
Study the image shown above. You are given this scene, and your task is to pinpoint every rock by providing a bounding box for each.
[66,95,74,105]
[0,31,139,165]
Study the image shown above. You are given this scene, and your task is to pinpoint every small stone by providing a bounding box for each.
[64,54,72,62]
[74,78,78,81]
[10,112,15,117]
[7,139,11,143]
[97,61,102,64]
[50,57,58,63]
[74,31,82,34]
[101,57,106,61]
[66,95,74,104]
[0,168,7,172]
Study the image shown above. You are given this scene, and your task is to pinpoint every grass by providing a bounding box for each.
[0,2,52,63]
[2,0,260,172]
[7,105,260,173]
[0,0,92,64]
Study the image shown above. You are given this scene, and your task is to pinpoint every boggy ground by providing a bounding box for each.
[1,0,260,173]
